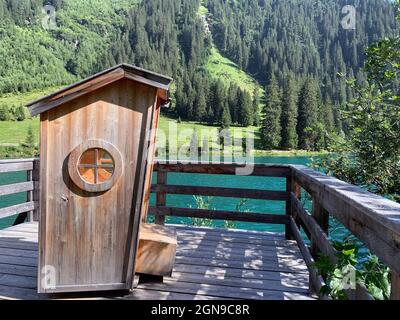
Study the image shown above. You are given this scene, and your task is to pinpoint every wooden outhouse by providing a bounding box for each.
[27,64,172,293]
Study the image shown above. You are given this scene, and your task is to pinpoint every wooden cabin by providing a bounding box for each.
[26,64,173,293]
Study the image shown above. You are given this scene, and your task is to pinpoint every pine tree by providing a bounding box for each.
[220,102,232,128]
[15,105,26,121]
[194,87,208,122]
[280,76,298,150]
[252,87,260,126]
[297,78,320,150]
[323,98,335,134]
[260,75,282,150]
[22,125,35,149]
[237,90,253,127]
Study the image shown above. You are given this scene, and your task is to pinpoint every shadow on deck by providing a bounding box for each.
[0,222,314,300]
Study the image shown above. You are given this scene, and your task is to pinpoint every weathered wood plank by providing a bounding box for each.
[391,271,400,300]
[0,162,33,173]
[151,184,289,201]
[0,284,43,300]
[174,224,285,239]
[0,263,37,278]
[167,271,309,293]
[288,217,328,299]
[177,241,304,261]
[0,202,37,220]
[0,247,37,259]
[311,200,329,258]
[291,194,337,262]
[138,280,312,300]
[0,254,37,267]
[28,68,126,116]
[31,159,40,222]
[125,288,226,300]
[154,161,291,177]
[0,182,34,197]
[175,255,308,274]
[176,241,303,257]
[155,170,167,225]
[176,228,289,241]
[173,264,309,284]
[0,240,37,251]
[150,207,289,225]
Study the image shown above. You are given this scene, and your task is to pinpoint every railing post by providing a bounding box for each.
[32,159,40,222]
[391,271,400,300]
[310,200,329,258]
[27,167,34,222]
[286,170,301,240]
[155,169,167,225]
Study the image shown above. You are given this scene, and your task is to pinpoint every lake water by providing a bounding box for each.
[0,156,354,245]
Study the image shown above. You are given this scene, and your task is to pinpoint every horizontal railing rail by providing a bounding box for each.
[0,158,40,224]
[149,161,292,233]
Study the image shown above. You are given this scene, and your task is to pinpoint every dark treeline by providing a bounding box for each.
[207,0,398,104]
[104,0,257,126]
[0,0,255,126]
[261,73,341,151]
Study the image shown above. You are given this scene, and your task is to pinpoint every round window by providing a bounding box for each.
[68,140,123,193]
[78,148,115,184]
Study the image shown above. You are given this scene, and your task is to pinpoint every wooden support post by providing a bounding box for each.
[285,173,301,240]
[27,168,34,222]
[32,159,40,222]
[310,200,329,258]
[155,170,167,225]
[285,176,292,240]
[391,271,400,300]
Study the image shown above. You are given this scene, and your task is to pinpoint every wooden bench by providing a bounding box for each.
[135,223,177,277]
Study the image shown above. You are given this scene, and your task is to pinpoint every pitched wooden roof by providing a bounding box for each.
[26,64,173,116]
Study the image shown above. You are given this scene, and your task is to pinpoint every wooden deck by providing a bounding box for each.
[0,222,314,300]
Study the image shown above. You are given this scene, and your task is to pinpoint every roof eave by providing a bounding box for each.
[26,64,173,117]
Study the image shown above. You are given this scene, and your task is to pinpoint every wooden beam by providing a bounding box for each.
[291,165,400,275]
[149,207,289,225]
[0,202,37,220]
[0,162,33,173]
[0,182,34,197]
[311,200,329,258]
[153,161,291,177]
[32,160,40,222]
[155,170,167,225]
[291,194,337,262]
[151,184,289,201]
[391,271,400,300]
[28,68,125,116]
[288,217,329,299]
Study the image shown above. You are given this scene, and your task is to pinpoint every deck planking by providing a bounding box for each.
[0,222,314,300]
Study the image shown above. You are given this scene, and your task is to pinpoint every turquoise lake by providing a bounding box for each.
[0,156,354,246]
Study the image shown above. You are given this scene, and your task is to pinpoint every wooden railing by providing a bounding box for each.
[149,160,400,300]
[0,158,39,224]
[149,161,292,229]
[1,158,400,299]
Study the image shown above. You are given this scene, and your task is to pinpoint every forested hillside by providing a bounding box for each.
[0,0,398,151]
[207,0,398,104]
